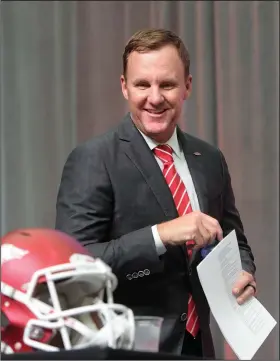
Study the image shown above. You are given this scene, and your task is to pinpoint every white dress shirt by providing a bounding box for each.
[138,127,201,256]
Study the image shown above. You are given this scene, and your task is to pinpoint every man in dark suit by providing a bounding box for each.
[55,29,257,358]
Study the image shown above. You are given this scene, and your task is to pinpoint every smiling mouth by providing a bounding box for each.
[145,109,167,116]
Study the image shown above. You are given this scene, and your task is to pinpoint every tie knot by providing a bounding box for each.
[153,144,174,164]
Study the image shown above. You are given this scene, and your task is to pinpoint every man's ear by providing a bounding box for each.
[120,75,128,100]
[184,74,192,99]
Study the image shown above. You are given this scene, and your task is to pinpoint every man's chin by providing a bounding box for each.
[142,123,175,142]
[142,114,170,127]
[143,123,169,134]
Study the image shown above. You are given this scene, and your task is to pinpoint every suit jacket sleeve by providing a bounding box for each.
[55,143,164,281]
[219,150,256,276]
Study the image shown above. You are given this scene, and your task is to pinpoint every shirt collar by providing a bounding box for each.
[138,126,181,159]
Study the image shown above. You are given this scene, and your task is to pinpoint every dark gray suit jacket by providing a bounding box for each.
[55,114,256,357]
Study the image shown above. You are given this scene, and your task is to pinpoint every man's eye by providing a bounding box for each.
[161,83,175,89]
[136,83,149,89]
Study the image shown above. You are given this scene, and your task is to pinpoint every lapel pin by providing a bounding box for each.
[193,152,201,156]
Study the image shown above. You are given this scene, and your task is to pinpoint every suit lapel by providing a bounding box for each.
[118,114,178,219]
[177,128,209,266]
[177,128,209,214]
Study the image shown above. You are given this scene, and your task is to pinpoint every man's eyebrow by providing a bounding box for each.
[132,78,149,83]
[160,79,177,84]
[132,78,177,84]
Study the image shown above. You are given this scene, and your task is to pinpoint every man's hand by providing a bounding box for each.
[157,211,223,248]
[232,270,257,304]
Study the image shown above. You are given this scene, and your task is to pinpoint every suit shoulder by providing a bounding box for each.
[68,126,119,159]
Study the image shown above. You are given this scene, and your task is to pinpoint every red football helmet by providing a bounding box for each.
[1,228,135,354]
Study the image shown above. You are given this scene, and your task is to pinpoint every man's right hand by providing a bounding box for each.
[157,211,223,249]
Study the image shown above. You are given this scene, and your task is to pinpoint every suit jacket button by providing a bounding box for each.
[138,271,144,277]
[126,274,132,281]
[144,269,150,276]
[180,313,187,322]
[189,268,192,276]
[132,272,138,279]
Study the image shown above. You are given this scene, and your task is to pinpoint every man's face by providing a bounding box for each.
[121,45,192,143]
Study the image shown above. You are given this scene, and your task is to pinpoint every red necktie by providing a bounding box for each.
[153,144,199,337]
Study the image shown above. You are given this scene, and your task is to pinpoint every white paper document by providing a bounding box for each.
[197,230,277,360]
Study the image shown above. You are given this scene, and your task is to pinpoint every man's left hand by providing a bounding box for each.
[232,270,257,304]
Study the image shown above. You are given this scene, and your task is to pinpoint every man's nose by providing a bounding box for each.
[147,87,164,105]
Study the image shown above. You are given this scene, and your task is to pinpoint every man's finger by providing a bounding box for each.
[232,271,255,295]
[216,227,223,241]
[236,284,256,304]
[201,215,223,241]
[201,220,219,244]
[193,230,204,248]
[197,221,211,247]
